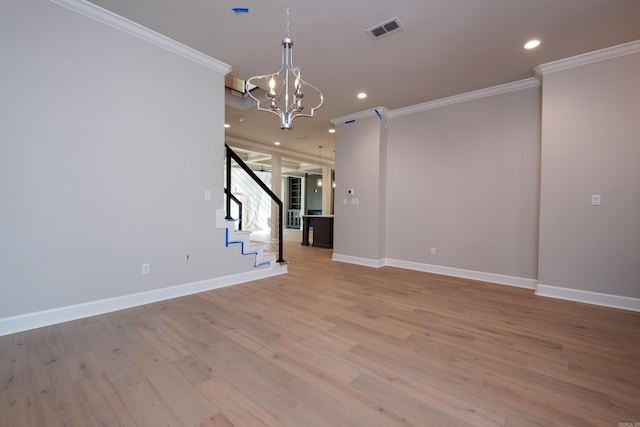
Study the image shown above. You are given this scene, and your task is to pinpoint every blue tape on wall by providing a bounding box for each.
[232,8,249,13]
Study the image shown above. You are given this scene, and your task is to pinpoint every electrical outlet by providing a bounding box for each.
[430,247,437,256]
[142,263,150,275]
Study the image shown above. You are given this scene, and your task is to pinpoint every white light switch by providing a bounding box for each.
[204,190,212,201]
[591,195,601,206]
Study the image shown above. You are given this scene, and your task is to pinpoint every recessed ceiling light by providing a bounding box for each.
[224,123,230,128]
[357,92,367,99]
[274,141,281,145]
[328,129,336,134]
[524,39,540,49]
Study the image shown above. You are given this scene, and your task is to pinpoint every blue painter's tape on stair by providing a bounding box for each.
[225,228,271,268]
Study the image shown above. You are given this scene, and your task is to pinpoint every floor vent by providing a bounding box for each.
[367,17,403,40]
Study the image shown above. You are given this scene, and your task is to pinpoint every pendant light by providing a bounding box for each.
[246,0,323,131]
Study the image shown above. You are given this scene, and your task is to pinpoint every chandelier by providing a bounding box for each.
[247,0,323,131]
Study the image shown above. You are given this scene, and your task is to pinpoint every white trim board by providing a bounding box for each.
[334,255,639,312]
[536,284,640,312]
[534,39,640,76]
[389,78,540,118]
[332,255,536,289]
[384,258,537,290]
[331,107,390,126]
[0,266,286,337]
[51,0,231,75]
[330,78,539,124]
[332,253,385,268]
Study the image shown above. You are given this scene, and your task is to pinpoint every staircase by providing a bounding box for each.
[216,209,284,270]
[223,144,286,272]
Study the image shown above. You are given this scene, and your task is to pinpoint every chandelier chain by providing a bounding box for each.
[285,0,290,37]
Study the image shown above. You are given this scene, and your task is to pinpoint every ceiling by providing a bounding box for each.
[89,0,640,166]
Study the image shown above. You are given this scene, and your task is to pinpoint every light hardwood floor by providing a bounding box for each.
[1,234,639,426]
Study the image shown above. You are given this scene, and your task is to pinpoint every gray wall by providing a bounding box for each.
[334,116,386,262]
[386,87,541,279]
[0,0,252,319]
[333,44,640,305]
[538,51,640,298]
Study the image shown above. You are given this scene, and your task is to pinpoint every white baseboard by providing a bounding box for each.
[0,265,287,337]
[330,255,639,312]
[332,253,385,268]
[384,258,537,289]
[331,255,535,289]
[536,284,640,312]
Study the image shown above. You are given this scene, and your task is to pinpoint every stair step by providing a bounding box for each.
[217,209,279,269]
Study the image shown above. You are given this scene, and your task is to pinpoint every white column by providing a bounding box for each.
[271,154,282,198]
[321,165,332,215]
[271,154,282,240]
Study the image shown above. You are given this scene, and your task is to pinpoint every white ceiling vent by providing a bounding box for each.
[367,17,403,40]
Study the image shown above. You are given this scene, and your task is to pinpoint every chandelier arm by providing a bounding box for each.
[288,80,324,120]
[247,72,285,114]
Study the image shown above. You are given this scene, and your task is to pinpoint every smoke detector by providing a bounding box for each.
[367,17,404,40]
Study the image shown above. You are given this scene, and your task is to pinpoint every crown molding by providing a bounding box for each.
[331,78,539,124]
[331,107,390,125]
[50,0,232,75]
[534,39,640,77]
[389,78,540,118]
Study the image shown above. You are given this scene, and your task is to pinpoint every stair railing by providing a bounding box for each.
[223,188,243,230]
[225,144,285,263]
